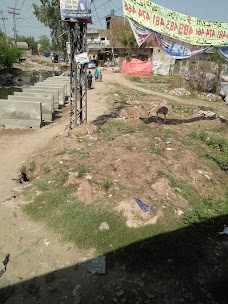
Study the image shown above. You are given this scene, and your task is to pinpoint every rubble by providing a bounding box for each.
[197,92,218,102]
[198,110,217,118]
[169,87,191,96]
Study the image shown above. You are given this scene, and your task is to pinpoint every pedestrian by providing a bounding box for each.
[98,69,102,82]
[94,68,100,81]
[87,70,93,89]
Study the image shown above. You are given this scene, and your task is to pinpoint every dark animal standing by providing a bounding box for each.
[148,101,169,123]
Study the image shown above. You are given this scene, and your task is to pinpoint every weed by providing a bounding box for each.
[172,104,195,114]
[68,149,89,159]
[32,180,50,192]
[55,149,67,156]
[100,179,112,191]
[127,75,142,83]
[29,161,36,172]
[191,129,228,171]
[125,141,134,151]
[41,163,52,173]
[166,176,228,225]
[76,164,90,178]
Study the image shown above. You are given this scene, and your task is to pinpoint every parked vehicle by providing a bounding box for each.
[87,61,96,69]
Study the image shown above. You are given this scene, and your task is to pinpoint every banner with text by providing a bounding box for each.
[216,46,228,61]
[60,0,92,23]
[123,0,228,46]
[155,32,210,59]
[128,18,153,47]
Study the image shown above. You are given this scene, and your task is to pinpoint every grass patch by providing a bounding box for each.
[127,75,142,83]
[29,160,36,172]
[41,163,52,173]
[167,176,228,225]
[98,120,140,141]
[75,164,90,178]
[191,129,228,171]
[24,190,165,254]
[100,179,112,191]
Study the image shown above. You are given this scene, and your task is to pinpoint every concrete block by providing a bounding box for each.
[34,83,65,106]
[22,87,59,109]
[8,94,53,122]
[13,91,55,113]
[44,80,70,96]
[0,99,42,129]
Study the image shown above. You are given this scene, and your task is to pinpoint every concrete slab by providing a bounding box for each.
[13,91,55,113]
[22,87,59,109]
[0,99,42,129]
[8,94,53,122]
[44,80,70,96]
[34,83,65,106]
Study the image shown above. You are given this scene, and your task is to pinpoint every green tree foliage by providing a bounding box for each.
[33,0,68,54]
[0,29,22,67]
[38,35,51,52]
[108,18,136,61]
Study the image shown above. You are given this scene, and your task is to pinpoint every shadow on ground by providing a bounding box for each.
[1,215,228,304]
[140,115,219,125]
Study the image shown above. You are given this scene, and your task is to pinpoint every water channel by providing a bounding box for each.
[0,70,60,99]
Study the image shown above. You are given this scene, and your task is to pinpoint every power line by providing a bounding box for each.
[92,1,104,30]
[0,10,8,42]
[8,6,20,42]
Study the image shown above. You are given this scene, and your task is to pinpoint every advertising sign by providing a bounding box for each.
[60,0,92,23]
[155,32,210,59]
[128,18,153,47]
[123,0,228,46]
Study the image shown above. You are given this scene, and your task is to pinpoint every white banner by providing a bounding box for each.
[128,18,153,47]
[155,32,210,59]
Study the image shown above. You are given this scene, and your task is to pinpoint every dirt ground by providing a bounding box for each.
[0,69,228,304]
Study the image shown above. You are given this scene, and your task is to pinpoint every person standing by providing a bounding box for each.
[94,68,100,81]
[87,71,93,89]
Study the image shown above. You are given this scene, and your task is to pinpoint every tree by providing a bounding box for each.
[33,0,68,54]
[38,35,51,52]
[0,29,22,68]
[107,17,136,61]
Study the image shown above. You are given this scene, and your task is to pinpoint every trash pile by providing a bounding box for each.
[169,87,191,96]
[198,110,217,118]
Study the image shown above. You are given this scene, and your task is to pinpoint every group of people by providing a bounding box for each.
[87,68,102,90]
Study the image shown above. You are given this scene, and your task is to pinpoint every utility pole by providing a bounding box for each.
[69,22,88,129]
[60,0,90,130]
[0,10,8,43]
[8,7,20,44]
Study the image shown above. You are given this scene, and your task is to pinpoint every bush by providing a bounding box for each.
[0,46,22,67]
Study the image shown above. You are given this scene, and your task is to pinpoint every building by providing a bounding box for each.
[87,14,176,75]
[87,28,110,64]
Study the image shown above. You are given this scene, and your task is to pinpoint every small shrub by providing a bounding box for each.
[76,164,90,178]
[29,161,36,172]
[100,179,112,191]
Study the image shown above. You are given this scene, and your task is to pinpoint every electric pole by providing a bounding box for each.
[8,7,20,44]
[60,0,91,130]
[0,10,8,43]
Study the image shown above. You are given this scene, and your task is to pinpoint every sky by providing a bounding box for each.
[0,0,227,41]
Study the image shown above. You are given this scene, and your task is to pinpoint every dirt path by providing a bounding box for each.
[109,72,228,116]
[0,72,110,292]
[0,70,227,303]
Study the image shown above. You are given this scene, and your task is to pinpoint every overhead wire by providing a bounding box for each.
[92,1,104,30]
